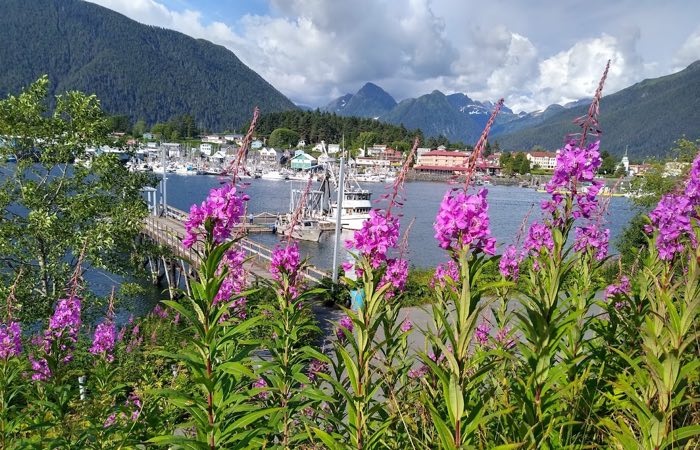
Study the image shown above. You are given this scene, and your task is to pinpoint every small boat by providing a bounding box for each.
[274,213,323,242]
[261,170,288,180]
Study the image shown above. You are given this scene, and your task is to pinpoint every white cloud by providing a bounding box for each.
[673,27,700,71]
[86,0,698,112]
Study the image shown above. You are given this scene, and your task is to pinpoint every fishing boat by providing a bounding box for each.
[275,181,326,241]
[274,214,323,242]
[327,187,372,230]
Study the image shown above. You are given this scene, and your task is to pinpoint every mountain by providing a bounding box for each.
[493,61,700,157]
[323,83,397,118]
[382,90,485,143]
[0,0,296,131]
[323,85,521,143]
[323,94,354,114]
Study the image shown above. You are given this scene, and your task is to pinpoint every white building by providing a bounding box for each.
[161,142,182,158]
[525,151,558,170]
[259,147,278,163]
[200,143,214,156]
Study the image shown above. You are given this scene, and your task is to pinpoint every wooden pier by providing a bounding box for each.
[141,206,330,297]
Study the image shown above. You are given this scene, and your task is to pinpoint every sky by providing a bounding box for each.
[86,0,700,113]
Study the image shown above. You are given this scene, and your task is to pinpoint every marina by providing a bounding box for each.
[158,173,637,271]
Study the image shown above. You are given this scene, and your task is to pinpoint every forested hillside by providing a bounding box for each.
[254,110,423,149]
[494,61,700,158]
[0,0,296,131]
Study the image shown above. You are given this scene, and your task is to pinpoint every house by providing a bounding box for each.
[143,132,154,140]
[161,142,182,158]
[356,146,404,167]
[290,150,317,170]
[297,139,306,148]
[251,140,264,150]
[259,147,278,163]
[628,163,652,177]
[525,151,558,170]
[200,143,214,156]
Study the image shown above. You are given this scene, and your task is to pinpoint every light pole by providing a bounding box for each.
[161,144,167,216]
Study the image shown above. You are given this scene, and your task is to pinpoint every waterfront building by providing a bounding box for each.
[525,150,558,170]
[290,150,317,170]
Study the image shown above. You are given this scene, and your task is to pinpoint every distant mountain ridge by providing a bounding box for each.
[323,84,522,143]
[323,61,700,157]
[494,61,700,157]
[0,0,297,131]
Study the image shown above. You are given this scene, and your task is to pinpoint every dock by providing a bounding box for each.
[142,206,330,285]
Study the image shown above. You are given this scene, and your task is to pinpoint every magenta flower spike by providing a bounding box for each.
[433,188,496,254]
[499,245,523,280]
[0,321,22,359]
[183,183,248,248]
[90,321,117,362]
[345,209,400,268]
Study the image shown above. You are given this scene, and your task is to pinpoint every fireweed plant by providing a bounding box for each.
[2,68,698,448]
[256,175,328,448]
[0,268,182,447]
[310,138,419,449]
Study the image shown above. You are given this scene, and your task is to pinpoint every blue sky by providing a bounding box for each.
[88,0,700,112]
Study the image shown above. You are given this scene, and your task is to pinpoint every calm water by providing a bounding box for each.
[164,175,636,270]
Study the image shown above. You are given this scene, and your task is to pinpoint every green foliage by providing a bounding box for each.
[0,76,153,321]
[599,150,618,175]
[254,109,423,149]
[500,151,531,176]
[0,0,295,132]
[268,127,300,149]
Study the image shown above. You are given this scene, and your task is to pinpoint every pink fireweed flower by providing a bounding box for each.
[0,321,22,359]
[408,365,429,379]
[545,140,602,194]
[90,321,116,362]
[152,305,168,319]
[474,322,490,346]
[346,209,400,268]
[29,356,51,381]
[47,296,82,343]
[605,275,631,310]
[431,260,459,289]
[183,183,248,248]
[400,318,413,333]
[647,194,696,260]
[269,243,301,280]
[574,224,610,261]
[434,188,496,254]
[379,258,409,299]
[215,247,247,304]
[524,222,554,255]
[252,377,269,400]
[336,315,354,341]
[126,393,142,421]
[103,413,117,428]
[574,180,605,220]
[605,275,631,300]
[495,327,515,349]
[685,152,700,206]
[499,245,523,280]
[269,243,305,299]
[307,359,328,381]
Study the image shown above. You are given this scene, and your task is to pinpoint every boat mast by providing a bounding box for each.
[332,157,346,283]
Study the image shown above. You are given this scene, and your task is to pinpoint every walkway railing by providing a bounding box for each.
[144,206,330,283]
